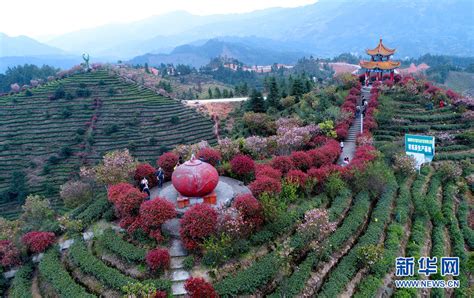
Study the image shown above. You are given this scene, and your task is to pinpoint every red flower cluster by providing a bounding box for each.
[134,163,158,188]
[184,277,218,298]
[230,154,255,176]
[146,248,170,271]
[271,156,295,174]
[157,152,179,180]
[249,176,282,198]
[180,204,218,251]
[22,231,56,253]
[290,151,312,171]
[233,194,264,231]
[255,164,282,180]
[286,169,308,187]
[197,148,222,167]
[0,240,20,267]
[446,89,460,100]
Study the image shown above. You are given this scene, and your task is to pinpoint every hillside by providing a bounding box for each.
[374,86,473,162]
[0,33,66,57]
[0,70,216,218]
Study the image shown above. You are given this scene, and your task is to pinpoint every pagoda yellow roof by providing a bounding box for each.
[366,39,396,56]
[360,60,401,70]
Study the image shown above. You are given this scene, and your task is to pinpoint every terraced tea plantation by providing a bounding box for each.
[0,70,216,218]
[374,92,473,161]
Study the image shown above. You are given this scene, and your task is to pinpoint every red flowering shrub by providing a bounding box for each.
[255,164,282,180]
[308,165,340,185]
[286,169,308,187]
[153,291,167,298]
[230,154,255,176]
[233,193,264,231]
[180,204,218,251]
[139,198,176,236]
[197,148,222,167]
[184,277,218,298]
[157,152,179,180]
[0,240,20,267]
[349,87,361,96]
[146,248,170,271]
[335,123,349,140]
[345,94,359,104]
[290,151,312,171]
[108,183,146,218]
[22,231,56,253]
[363,117,378,132]
[271,156,295,174]
[307,139,340,168]
[446,89,460,100]
[249,176,282,198]
[341,101,356,113]
[134,163,157,188]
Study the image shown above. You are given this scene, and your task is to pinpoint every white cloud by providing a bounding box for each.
[0,0,316,38]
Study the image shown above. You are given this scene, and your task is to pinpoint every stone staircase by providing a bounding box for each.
[338,86,371,165]
[169,238,190,296]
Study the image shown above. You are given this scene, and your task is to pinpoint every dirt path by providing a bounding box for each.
[31,269,42,298]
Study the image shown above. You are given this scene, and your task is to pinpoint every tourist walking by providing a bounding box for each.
[356,105,361,116]
[141,177,150,199]
[340,141,344,152]
[156,167,165,188]
[343,156,350,165]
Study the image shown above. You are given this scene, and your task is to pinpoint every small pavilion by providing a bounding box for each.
[360,38,400,85]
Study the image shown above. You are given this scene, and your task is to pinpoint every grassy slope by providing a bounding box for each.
[0,70,216,218]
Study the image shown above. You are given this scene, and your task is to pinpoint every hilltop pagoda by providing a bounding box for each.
[360,38,400,85]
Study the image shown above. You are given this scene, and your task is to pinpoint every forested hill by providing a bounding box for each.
[0,70,216,218]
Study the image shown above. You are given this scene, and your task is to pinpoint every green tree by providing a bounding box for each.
[208,88,213,99]
[265,76,281,111]
[246,89,265,113]
[144,63,150,74]
[222,89,229,98]
[291,77,305,101]
[20,195,59,233]
[214,87,222,98]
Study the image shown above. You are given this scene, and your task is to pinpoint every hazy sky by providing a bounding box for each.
[1,0,317,39]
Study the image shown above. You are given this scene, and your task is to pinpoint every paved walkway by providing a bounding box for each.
[338,86,371,166]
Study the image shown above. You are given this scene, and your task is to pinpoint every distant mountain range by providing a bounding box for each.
[1,0,473,72]
[128,38,309,67]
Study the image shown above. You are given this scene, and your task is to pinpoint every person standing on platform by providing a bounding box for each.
[156,167,164,188]
[141,177,150,199]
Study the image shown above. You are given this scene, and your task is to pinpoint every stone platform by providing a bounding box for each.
[150,176,251,215]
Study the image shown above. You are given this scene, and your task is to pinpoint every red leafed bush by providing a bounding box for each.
[349,87,361,96]
[180,204,218,251]
[308,165,339,185]
[233,193,264,231]
[290,151,312,171]
[22,231,55,253]
[157,152,179,180]
[184,277,218,298]
[255,164,282,180]
[230,154,255,176]
[0,240,20,267]
[341,101,356,113]
[134,163,157,188]
[446,89,460,100]
[249,176,282,198]
[153,291,167,298]
[309,135,330,147]
[107,182,134,204]
[146,248,170,271]
[363,117,378,132]
[345,94,359,104]
[108,183,147,218]
[335,123,349,140]
[286,169,308,187]
[307,140,340,168]
[139,198,177,232]
[197,147,222,167]
[271,156,295,174]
